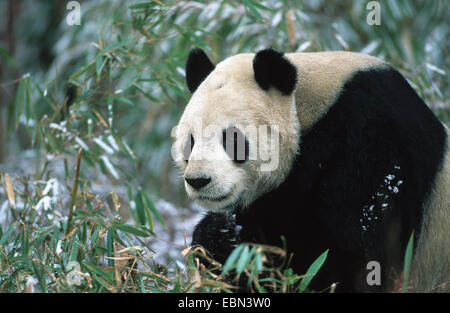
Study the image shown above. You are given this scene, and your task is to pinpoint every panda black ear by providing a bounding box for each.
[185,48,215,93]
[253,48,297,95]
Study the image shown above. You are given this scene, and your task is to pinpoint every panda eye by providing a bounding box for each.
[222,126,249,163]
[183,133,194,162]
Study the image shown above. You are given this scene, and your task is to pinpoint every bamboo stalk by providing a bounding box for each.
[66,148,82,236]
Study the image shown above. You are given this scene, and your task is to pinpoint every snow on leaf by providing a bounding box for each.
[100,155,119,179]
[35,196,52,213]
[56,240,63,255]
[94,138,115,154]
[75,136,90,151]
[49,123,67,133]
[26,276,38,293]
[107,135,120,152]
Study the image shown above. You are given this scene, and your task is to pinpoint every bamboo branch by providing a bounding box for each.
[66,148,82,236]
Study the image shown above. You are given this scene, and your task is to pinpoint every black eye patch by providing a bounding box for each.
[183,133,194,162]
[222,126,249,163]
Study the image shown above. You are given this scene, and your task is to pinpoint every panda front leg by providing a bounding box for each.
[191,211,242,265]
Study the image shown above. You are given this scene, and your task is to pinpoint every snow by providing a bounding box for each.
[26,276,39,293]
[147,199,203,266]
[56,240,63,255]
[35,196,52,213]
[297,41,311,52]
[94,138,115,155]
[0,200,11,226]
[123,140,135,159]
[360,165,404,231]
[75,136,90,151]
[49,123,67,133]
[107,135,120,152]
[42,178,60,203]
[100,155,119,179]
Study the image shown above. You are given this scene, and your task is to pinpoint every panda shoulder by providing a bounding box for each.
[286,51,391,130]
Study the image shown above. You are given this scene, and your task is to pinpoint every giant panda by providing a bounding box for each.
[172,48,450,292]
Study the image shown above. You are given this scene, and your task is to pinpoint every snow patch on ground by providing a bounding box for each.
[147,199,203,267]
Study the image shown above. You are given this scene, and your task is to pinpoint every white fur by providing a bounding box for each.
[412,126,450,292]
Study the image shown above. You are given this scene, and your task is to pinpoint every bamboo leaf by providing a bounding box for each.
[14,78,25,125]
[142,191,165,227]
[402,232,414,292]
[100,39,133,55]
[96,55,107,78]
[221,244,244,275]
[113,222,153,237]
[298,249,329,293]
[243,0,263,19]
[4,173,15,208]
[134,191,146,226]
[106,228,115,267]
[236,245,250,274]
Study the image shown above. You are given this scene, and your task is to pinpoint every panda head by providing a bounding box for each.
[172,48,300,210]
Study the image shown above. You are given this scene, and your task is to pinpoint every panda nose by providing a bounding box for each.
[185,177,211,190]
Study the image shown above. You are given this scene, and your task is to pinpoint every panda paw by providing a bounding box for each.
[192,211,242,264]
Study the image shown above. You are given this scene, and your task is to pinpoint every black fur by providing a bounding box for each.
[192,66,447,292]
[185,48,215,93]
[222,126,249,163]
[192,211,240,263]
[253,48,298,95]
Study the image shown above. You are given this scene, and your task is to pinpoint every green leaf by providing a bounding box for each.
[21,228,29,257]
[249,0,272,12]
[96,55,107,78]
[91,226,100,245]
[402,232,414,292]
[134,191,146,225]
[69,60,95,82]
[24,77,32,124]
[32,261,47,292]
[221,244,244,275]
[259,277,284,284]
[129,2,158,10]
[69,238,79,262]
[82,261,114,283]
[298,249,329,293]
[114,223,153,237]
[106,228,114,267]
[142,191,166,227]
[143,198,154,233]
[116,97,135,106]
[0,224,16,246]
[255,251,263,272]
[243,0,263,19]
[14,78,25,125]
[236,245,250,274]
[99,39,133,55]
[256,286,267,293]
